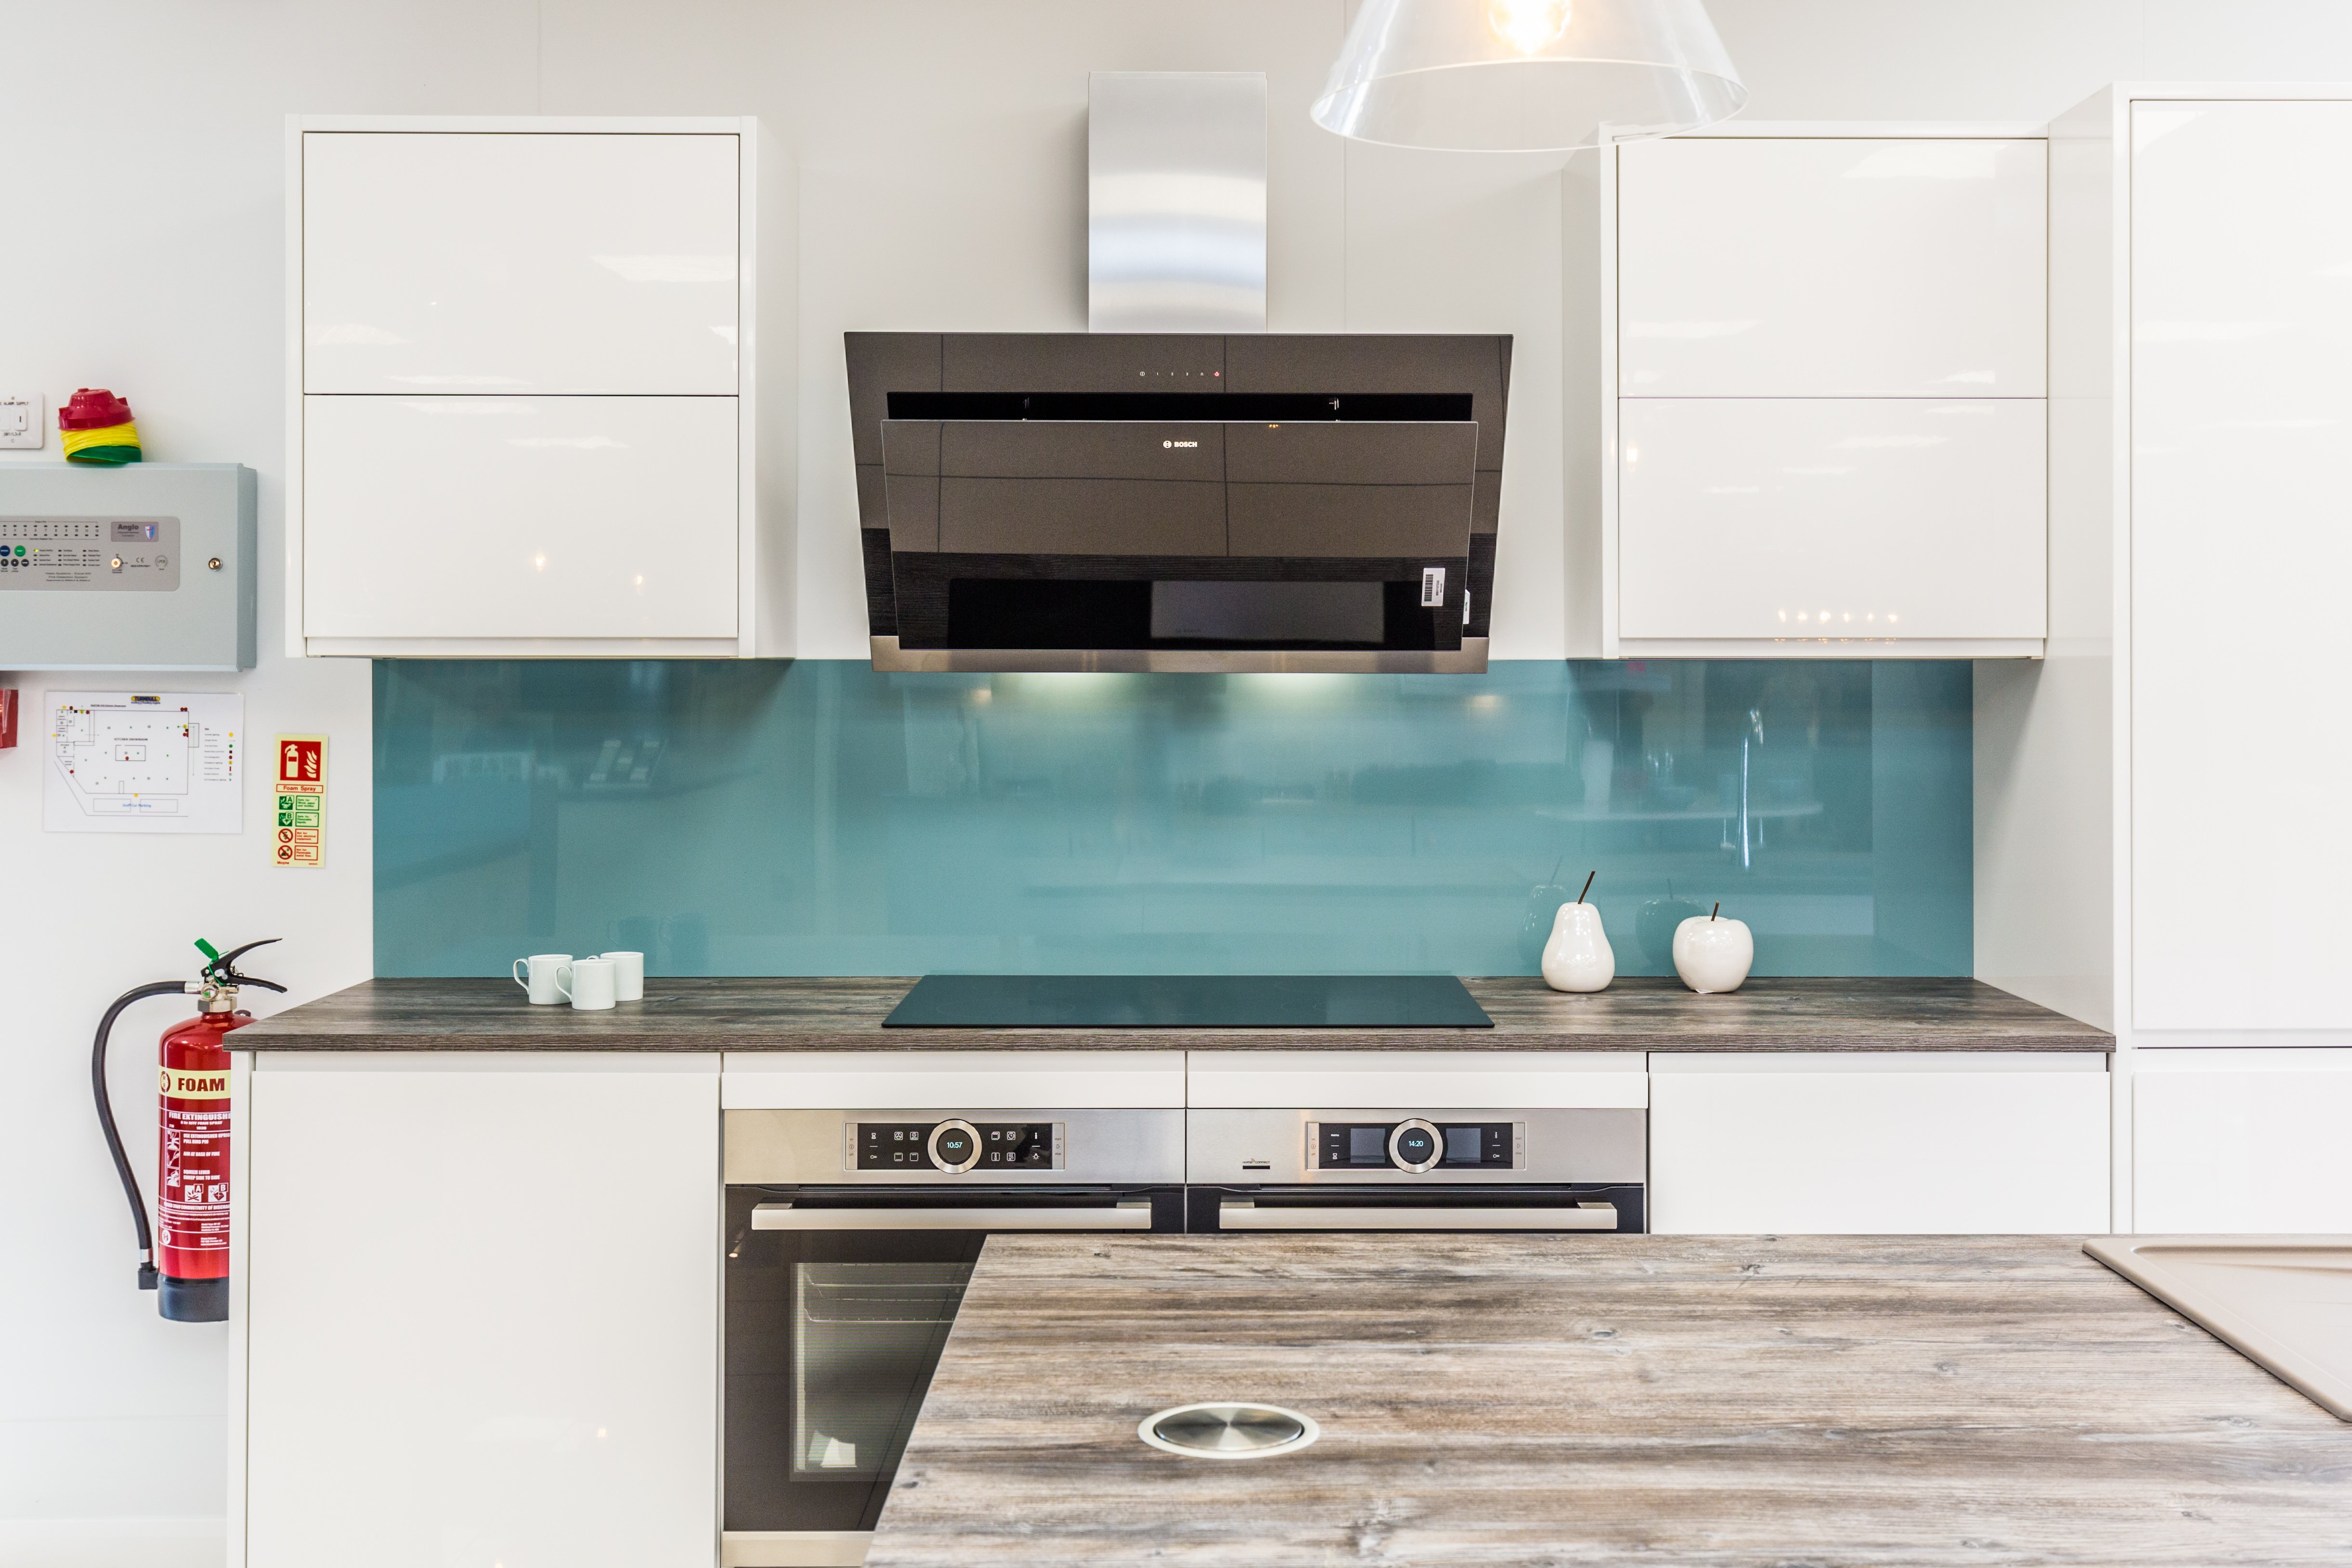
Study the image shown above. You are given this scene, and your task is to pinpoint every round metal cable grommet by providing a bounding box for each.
[1138,1402,1320,1460]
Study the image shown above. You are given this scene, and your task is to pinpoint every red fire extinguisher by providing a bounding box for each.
[92,939,284,1322]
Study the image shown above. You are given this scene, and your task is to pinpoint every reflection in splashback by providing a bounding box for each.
[373,660,1970,977]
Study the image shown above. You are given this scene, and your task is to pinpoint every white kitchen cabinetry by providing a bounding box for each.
[2125,99,2352,1033]
[1617,398,2046,643]
[238,1053,719,1568]
[2132,1056,2352,1232]
[302,130,741,396]
[1979,86,2352,1231]
[1600,125,2048,658]
[287,116,794,658]
[302,395,741,640]
[1617,135,2046,397]
[1647,1053,2110,1234]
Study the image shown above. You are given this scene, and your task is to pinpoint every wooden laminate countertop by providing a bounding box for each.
[866,1234,2351,1568]
[231,975,2110,1052]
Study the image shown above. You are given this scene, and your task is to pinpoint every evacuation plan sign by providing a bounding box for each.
[273,734,325,868]
[43,691,243,835]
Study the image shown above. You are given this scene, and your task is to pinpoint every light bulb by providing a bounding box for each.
[1488,0,1571,56]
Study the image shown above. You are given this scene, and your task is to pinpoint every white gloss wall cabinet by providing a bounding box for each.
[1600,125,2049,658]
[238,1054,720,1568]
[288,116,794,658]
[2126,99,2352,1033]
[1617,398,2046,643]
[302,131,740,395]
[302,396,740,639]
[1646,1054,2111,1234]
[1617,136,2047,397]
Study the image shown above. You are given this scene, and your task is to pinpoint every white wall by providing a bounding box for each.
[12,2,2352,1562]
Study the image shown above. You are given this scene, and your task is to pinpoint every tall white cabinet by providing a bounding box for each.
[286,117,795,658]
[1600,125,2049,657]
[1977,85,2352,1232]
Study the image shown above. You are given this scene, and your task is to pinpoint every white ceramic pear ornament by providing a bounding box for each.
[1673,902,1753,994]
[1541,871,1614,993]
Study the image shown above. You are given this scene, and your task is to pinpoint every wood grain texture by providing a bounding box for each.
[867,1235,2352,1567]
[233,976,2110,1053]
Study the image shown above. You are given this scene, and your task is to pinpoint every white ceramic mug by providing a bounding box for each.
[595,950,645,1002]
[557,957,618,1011]
[512,953,573,1005]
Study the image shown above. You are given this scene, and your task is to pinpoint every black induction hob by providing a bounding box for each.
[882,974,1494,1029]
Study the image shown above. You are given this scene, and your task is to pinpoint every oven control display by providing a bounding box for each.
[1314,1121,1517,1170]
[856,1121,1058,1170]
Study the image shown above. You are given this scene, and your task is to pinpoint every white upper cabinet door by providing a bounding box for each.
[303,395,738,639]
[1618,137,2046,397]
[303,131,739,395]
[2130,100,2352,1031]
[1619,397,2046,642]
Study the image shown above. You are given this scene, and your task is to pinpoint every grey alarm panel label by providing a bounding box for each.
[0,516,181,591]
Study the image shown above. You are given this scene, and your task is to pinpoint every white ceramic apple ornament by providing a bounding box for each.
[1673,902,1754,994]
[1542,871,1614,993]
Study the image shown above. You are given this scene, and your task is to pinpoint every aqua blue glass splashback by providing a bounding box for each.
[373,660,1971,977]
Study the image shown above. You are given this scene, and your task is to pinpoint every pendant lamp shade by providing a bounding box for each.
[1311,0,1746,152]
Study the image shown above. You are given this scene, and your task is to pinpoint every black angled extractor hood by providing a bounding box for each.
[844,332,1512,673]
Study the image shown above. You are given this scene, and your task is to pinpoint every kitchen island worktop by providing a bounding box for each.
[231,975,2109,1052]
[865,1235,2351,1567]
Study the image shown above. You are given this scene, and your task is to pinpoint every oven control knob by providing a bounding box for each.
[928,1119,982,1173]
[1388,1119,1442,1174]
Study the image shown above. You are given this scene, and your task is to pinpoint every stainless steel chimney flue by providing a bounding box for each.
[1088,72,1267,333]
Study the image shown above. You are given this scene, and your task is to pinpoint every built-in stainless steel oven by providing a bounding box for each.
[721,1108,1183,1568]
[1184,1107,1646,1232]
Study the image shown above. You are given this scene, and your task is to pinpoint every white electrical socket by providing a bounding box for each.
[0,395,44,449]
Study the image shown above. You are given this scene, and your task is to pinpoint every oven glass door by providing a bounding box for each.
[724,1184,1167,1538]
[725,1187,980,1535]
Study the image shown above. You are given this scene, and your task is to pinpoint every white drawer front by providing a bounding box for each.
[1186,1051,1648,1110]
[1649,1056,2108,1234]
[722,1051,1188,1110]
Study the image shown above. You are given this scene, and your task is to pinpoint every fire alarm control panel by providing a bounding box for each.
[0,464,256,671]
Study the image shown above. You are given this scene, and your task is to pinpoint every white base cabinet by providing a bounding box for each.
[2133,1056,2352,1232]
[239,1053,719,1568]
[1648,1053,2110,1234]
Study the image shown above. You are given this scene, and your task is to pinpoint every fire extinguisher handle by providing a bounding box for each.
[198,936,286,994]
[92,979,200,1290]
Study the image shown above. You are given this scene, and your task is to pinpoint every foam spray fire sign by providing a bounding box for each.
[273,735,325,868]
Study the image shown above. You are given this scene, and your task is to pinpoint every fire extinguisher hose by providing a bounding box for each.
[93,981,194,1290]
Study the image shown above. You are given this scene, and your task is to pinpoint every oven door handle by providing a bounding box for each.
[752,1202,1155,1231]
[1218,1200,1618,1231]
